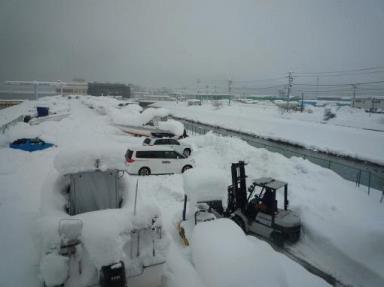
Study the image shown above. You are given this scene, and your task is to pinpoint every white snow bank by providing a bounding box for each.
[158,119,184,137]
[192,219,328,287]
[183,167,228,204]
[121,103,143,113]
[140,108,169,124]
[40,254,68,287]
[192,219,286,287]
[183,132,384,286]
[54,145,126,174]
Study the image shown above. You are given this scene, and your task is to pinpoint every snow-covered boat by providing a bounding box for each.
[29,112,70,125]
[39,146,169,287]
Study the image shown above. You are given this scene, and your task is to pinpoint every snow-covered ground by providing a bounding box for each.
[154,101,384,164]
[0,96,383,287]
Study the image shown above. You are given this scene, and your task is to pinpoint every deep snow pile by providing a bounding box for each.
[155,101,384,164]
[1,96,383,287]
[181,132,384,286]
[54,145,126,174]
[183,167,229,206]
[192,219,327,287]
[81,96,185,136]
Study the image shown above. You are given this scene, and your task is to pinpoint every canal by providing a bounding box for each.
[173,116,384,202]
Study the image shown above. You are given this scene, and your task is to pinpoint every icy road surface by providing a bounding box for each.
[0,96,383,287]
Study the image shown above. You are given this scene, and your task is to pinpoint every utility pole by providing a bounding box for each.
[301,92,304,112]
[316,76,319,99]
[228,79,232,105]
[352,84,358,107]
[33,81,38,101]
[286,72,293,111]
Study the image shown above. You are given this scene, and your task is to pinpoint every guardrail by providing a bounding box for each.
[176,117,384,203]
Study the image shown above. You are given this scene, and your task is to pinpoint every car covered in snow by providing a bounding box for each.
[143,137,192,157]
[39,147,169,287]
[125,146,194,175]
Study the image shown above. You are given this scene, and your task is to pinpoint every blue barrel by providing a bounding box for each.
[36,107,49,117]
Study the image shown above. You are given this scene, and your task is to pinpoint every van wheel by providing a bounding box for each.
[183,148,191,157]
[138,167,151,176]
[182,165,192,173]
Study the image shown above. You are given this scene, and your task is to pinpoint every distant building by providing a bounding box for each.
[0,99,23,109]
[316,96,351,102]
[87,82,131,98]
[56,82,88,95]
[353,97,384,112]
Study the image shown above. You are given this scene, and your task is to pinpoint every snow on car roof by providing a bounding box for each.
[183,168,229,203]
[54,145,126,174]
[126,145,179,152]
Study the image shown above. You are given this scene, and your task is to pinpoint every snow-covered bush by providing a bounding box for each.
[211,100,223,110]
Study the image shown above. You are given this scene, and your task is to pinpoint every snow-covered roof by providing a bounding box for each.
[183,168,228,203]
[54,146,126,174]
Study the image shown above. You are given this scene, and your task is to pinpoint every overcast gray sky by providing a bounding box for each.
[1,0,384,88]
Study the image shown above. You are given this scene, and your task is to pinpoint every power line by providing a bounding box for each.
[294,66,384,75]
[294,80,384,87]
[233,76,287,83]
[232,84,286,90]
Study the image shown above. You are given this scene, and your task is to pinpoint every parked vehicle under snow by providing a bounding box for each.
[178,168,229,246]
[39,147,169,287]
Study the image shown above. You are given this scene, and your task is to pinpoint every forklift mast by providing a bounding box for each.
[228,161,248,212]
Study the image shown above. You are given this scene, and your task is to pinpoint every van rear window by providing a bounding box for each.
[125,150,133,161]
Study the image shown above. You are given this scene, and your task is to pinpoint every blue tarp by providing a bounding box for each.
[9,138,54,152]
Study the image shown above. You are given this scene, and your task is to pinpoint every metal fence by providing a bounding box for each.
[182,120,384,203]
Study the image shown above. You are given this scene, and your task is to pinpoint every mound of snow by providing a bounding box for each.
[192,219,285,287]
[54,145,126,174]
[40,254,68,287]
[158,119,184,137]
[183,167,229,205]
[140,108,169,125]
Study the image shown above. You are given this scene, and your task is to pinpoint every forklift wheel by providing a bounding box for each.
[287,230,300,243]
[271,231,285,247]
[231,215,246,233]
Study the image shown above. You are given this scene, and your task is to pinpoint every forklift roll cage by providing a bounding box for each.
[228,161,289,226]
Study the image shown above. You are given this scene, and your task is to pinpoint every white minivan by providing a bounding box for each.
[125,146,194,175]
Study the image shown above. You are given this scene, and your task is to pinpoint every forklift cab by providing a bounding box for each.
[227,162,301,245]
[248,177,288,216]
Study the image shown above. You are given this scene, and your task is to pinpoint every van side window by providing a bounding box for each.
[155,139,167,145]
[169,139,180,145]
[164,151,178,159]
[136,151,154,158]
[153,151,166,158]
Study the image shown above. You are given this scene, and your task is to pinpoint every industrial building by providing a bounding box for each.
[87,82,131,98]
[56,82,88,95]
[353,97,384,112]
